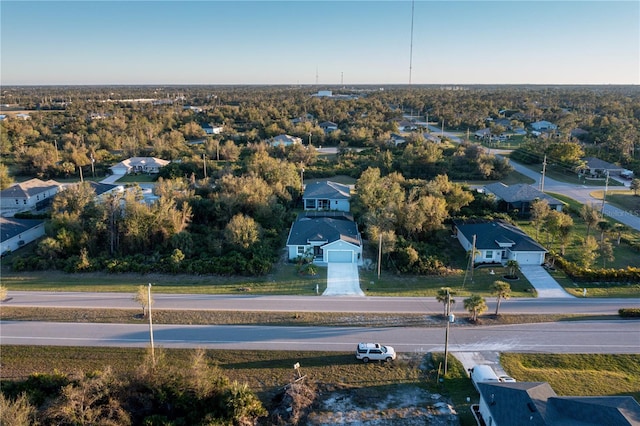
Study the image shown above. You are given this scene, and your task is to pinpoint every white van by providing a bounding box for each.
[469,365,499,391]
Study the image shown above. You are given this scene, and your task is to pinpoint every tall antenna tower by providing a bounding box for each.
[341,71,344,86]
[409,0,415,85]
[315,66,319,85]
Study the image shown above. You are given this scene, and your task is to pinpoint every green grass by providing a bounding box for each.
[501,353,640,401]
[518,163,625,187]
[114,173,158,183]
[590,190,640,218]
[457,168,536,187]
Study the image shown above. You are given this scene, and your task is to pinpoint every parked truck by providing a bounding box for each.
[469,365,499,391]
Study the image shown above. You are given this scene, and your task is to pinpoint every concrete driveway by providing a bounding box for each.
[518,265,573,298]
[324,263,364,296]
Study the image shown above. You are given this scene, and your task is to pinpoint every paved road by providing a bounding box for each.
[1,320,638,353]
[3,291,639,315]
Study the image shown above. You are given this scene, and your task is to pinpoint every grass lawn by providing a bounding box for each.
[519,163,625,187]
[590,189,640,218]
[457,168,536,187]
[114,173,158,183]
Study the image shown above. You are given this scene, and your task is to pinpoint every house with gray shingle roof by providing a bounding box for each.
[109,157,170,175]
[454,219,547,265]
[319,121,338,134]
[581,157,625,177]
[477,381,640,426]
[0,217,45,255]
[484,183,564,214]
[303,181,351,212]
[286,213,362,264]
[0,178,62,215]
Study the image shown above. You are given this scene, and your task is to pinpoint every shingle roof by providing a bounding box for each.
[0,217,44,243]
[484,183,562,206]
[478,382,554,425]
[0,179,61,200]
[303,181,351,200]
[454,219,547,253]
[286,216,360,247]
[583,157,622,170]
[86,181,121,197]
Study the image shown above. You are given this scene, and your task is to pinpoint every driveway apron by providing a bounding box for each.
[325,263,365,296]
[518,265,573,298]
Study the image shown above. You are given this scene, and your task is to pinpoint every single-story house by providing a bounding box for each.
[286,213,362,264]
[580,157,626,177]
[0,178,62,214]
[454,219,547,265]
[389,133,407,146]
[397,120,418,131]
[303,181,351,212]
[291,113,315,124]
[270,134,302,147]
[0,217,45,255]
[570,128,589,139]
[484,183,564,213]
[530,120,557,131]
[319,121,338,134]
[202,123,223,135]
[109,157,170,175]
[477,381,640,426]
[474,128,492,139]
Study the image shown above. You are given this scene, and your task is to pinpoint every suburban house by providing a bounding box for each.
[530,120,557,131]
[202,123,224,135]
[0,178,62,215]
[397,120,418,131]
[270,134,302,147]
[109,157,170,175]
[390,133,407,146]
[474,128,491,140]
[484,183,564,214]
[476,381,640,426]
[453,219,547,265]
[319,121,338,134]
[291,113,315,124]
[286,213,362,264]
[303,181,351,212]
[580,157,626,177]
[0,217,45,255]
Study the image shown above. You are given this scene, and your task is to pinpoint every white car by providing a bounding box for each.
[499,375,516,383]
[355,343,396,363]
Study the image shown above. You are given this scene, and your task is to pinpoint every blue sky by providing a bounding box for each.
[1,1,638,85]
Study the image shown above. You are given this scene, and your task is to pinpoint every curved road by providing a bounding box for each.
[1,320,638,354]
[3,291,639,315]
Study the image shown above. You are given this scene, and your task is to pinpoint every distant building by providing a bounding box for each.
[0,178,62,215]
[0,217,45,255]
[530,120,557,131]
[109,157,170,175]
[270,134,302,147]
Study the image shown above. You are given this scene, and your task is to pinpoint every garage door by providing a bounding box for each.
[327,250,353,263]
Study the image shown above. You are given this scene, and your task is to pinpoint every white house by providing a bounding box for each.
[454,219,547,265]
[303,181,351,212]
[109,157,170,175]
[202,123,224,135]
[530,120,557,131]
[0,178,62,215]
[0,217,45,255]
[270,134,302,147]
[286,214,362,264]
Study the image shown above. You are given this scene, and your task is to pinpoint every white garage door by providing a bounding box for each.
[328,250,353,263]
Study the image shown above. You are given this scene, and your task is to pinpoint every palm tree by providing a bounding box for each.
[464,295,487,322]
[436,287,456,317]
[491,280,511,316]
[506,260,519,278]
[581,203,600,238]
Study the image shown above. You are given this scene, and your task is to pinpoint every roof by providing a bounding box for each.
[319,121,338,128]
[0,217,44,243]
[110,157,170,171]
[303,181,351,200]
[484,183,563,206]
[0,178,61,199]
[478,382,640,425]
[454,219,547,253]
[286,215,361,247]
[85,181,121,197]
[583,157,622,171]
[271,134,302,145]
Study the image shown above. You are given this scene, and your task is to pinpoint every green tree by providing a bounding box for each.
[491,280,511,316]
[224,213,260,249]
[0,163,13,190]
[436,287,456,317]
[580,203,601,238]
[630,178,640,196]
[530,199,550,240]
[464,295,487,322]
[133,285,153,318]
[599,238,615,268]
[506,259,519,278]
[578,236,599,268]
[0,284,7,302]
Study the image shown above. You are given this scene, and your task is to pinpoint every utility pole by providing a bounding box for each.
[377,232,382,280]
[540,155,547,192]
[148,283,155,366]
[444,289,451,375]
[463,234,476,288]
[601,170,609,215]
[203,153,207,179]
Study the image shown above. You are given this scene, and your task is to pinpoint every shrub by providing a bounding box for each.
[619,308,640,318]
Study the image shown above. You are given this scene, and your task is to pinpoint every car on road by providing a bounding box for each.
[499,375,516,382]
[355,342,396,363]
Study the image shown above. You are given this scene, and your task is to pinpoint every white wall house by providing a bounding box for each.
[109,157,170,175]
[454,220,547,265]
[0,179,62,215]
[286,215,362,264]
[303,181,351,212]
[0,217,45,255]
[270,134,302,147]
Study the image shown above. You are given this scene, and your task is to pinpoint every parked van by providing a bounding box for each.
[469,365,499,391]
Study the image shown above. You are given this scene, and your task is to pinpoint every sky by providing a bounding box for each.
[1,0,639,85]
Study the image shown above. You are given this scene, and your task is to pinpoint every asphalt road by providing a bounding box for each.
[1,320,638,353]
[4,291,640,315]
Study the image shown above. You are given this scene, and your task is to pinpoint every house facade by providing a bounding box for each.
[454,219,547,265]
[0,178,62,215]
[0,217,45,255]
[286,213,362,264]
[270,134,302,147]
[530,120,557,131]
[109,157,170,175]
[319,121,338,134]
[484,183,564,213]
[581,157,625,177]
[303,181,351,212]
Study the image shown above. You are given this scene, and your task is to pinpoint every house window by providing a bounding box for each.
[486,250,493,259]
[23,200,27,205]
[297,246,305,255]
[15,199,19,205]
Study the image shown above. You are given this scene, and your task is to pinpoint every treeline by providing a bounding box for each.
[0,349,267,425]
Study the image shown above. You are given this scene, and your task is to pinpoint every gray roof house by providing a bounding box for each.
[581,157,626,177]
[286,213,362,264]
[476,381,640,426]
[484,183,564,214]
[530,120,558,131]
[0,178,62,215]
[303,181,351,212]
[109,157,170,176]
[319,121,338,133]
[0,217,45,255]
[454,219,547,265]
